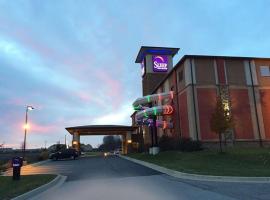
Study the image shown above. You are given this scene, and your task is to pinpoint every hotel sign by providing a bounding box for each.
[152,55,168,72]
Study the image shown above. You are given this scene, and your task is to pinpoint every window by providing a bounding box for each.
[260,66,270,76]
[170,86,174,104]
[178,71,183,82]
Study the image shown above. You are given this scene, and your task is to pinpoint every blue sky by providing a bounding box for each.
[0,0,270,148]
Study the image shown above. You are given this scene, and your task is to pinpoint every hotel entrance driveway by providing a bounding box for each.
[28,156,270,200]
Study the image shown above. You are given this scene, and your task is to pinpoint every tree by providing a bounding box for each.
[80,143,93,152]
[98,136,122,151]
[210,96,234,153]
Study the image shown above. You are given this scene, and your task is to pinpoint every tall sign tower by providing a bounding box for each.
[135,46,179,95]
[135,46,179,150]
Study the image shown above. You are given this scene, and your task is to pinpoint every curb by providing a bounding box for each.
[119,155,270,183]
[12,174,67,200]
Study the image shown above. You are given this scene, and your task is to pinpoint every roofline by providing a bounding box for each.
[135,46,180,63]
[66,125,136,130]
[183,54,270,60]
[65,125,138,135]
[130,111,137,118]
[151,54,270,94]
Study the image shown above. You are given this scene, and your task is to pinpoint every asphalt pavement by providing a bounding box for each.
[26,155,270,200]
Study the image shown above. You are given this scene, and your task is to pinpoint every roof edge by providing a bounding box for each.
[135,46,180,63]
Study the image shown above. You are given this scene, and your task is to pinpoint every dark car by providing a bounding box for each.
[49,148,79,160]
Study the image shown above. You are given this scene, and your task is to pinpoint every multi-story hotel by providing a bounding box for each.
[132,46,270,148]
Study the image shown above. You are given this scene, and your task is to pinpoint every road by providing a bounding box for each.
[12,155,270,200]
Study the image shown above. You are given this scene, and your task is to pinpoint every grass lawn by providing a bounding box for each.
[0,174,56,200]
[129,147,270,177]
[0,160,8,173]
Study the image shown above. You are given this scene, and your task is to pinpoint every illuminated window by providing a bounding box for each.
[260,66,270,76]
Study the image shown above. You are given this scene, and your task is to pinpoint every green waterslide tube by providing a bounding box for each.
[133,91,174,109]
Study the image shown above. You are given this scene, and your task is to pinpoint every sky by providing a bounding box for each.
[0,0,270,149]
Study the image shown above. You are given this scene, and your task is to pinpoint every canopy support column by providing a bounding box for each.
[72,131,80,151]
[122,134,127,155]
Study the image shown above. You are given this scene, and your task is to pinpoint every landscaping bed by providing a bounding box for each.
[0,160,9,174]
[129,147,270,177]
[0,174,56,200]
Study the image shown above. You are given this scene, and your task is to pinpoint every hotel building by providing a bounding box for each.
[133,46,270,148]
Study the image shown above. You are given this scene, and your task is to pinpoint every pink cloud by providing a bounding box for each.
[5,97,25,106]
[95,70,123,108]
[1,143,21,149]
[75,91,108,108]
[30,123,58,134]
[4,98,44,112]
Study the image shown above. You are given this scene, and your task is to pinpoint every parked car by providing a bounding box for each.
[49,148,79,160]
[114,149,122,155]
[113,150,120,155]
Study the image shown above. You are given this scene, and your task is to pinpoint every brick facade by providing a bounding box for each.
[197,88,217,140]
[230,89,254,140]
[134,50,270,146]
[260,89,270,139]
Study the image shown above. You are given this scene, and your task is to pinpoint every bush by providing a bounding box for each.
[0,163,6,172]
[38,150,49,161]
[159,135,177,151]
[0,160,11,173]
[177,137,202,152]
[158,135,202,152]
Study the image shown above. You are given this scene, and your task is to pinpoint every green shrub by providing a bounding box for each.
[0,164,6,172]
[0,160,11,172]
[158,135,202,152]
[177,137,202,152]
[159,135,177,151]
[38,151,49,161]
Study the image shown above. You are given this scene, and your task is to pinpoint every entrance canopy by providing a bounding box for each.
[66,125,137,135]
[65,125,138,154]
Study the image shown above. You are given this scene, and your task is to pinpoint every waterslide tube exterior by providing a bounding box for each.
[135,105,173,120]
[133,91,174,108]
[136,119,173,129]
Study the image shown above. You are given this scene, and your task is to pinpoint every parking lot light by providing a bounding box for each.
[23,105,35,160]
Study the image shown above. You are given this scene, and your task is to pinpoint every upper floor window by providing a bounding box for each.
[260,66,270,76]
[178,70,183,82]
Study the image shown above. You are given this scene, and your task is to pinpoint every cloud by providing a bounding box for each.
[92,102,133,125]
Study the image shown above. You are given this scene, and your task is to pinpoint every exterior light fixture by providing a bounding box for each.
[23,105,35,160]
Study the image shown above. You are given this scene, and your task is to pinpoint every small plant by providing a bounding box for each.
[38,150,49,161]
[0,160,11,173]
[210,96,234,153]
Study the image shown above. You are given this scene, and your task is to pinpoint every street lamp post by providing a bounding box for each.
[23,105,34,160]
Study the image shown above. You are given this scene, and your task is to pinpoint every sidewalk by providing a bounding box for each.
[2,159,51,176]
